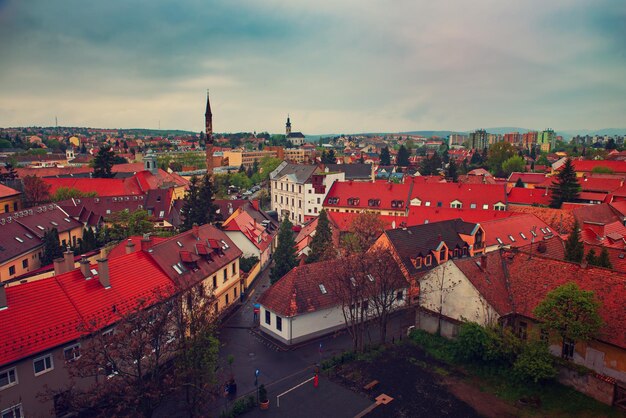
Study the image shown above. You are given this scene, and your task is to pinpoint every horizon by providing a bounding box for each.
[1,1,625,133]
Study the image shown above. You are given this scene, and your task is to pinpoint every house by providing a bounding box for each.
[507,187,551,207]
[257,257,407,345]
[222,202,278,270]
[0,204,83,283]
[418,250,626,404]
[573,203,626,248]
[270,162,344,224]
[506,172,547,188]
[373,219,485,301]
[0,250,175,417]
[323,164,374,181]
[0,184,21,214]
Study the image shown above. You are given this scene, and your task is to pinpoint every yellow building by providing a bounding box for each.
[0,184,21,214]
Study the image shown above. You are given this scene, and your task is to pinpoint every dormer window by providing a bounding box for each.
[327,197,340,205]
[411,257,422,268]
[368,199,381,207]
[347,197,360,206]
[391,200,404,208]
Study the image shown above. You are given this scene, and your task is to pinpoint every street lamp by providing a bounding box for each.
[255,369,260,402]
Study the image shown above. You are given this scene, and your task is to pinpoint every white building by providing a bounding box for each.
[270,162,344,224]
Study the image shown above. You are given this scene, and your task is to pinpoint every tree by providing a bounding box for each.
[306,210,334,264]
[23,175,51,206]
[106,209,154,241]
[501,156,526,177]
[181,175,217,230]
[343,211,386,254]
[41,228,64,266]
[51,187,98,202]
[419,153,442,176]
[321,149,336,164]
[534,282,603,358]
[550,158,580,208]
[92,145,116,178]
[396,145,410,167]
[564,221,584,263]
[585,248,597,266]
[0,162,18,181]
[446,159,458,182]
[605,138,617,150]
[597,247,612,269]
[379,147,391,166]
[514,178,525,188]
[487,142,516,177]
[513,341,557,383]
[270,216,297,284]
[591,166,614,174]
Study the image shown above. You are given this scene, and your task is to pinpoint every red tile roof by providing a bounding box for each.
[455,250,626,348]
[507,172,547,185]
[578,176,623,193]
[222,208,275,252]
[0,184,21,198]
[507,187,551,206]
[480,214,554,248]
[324,180,412,211]
[0,251,174,366]
[406,206,517,225]
[569,160,626,175]
[42,177,143,197]
[409,183,507,210]
[508,206,575,234]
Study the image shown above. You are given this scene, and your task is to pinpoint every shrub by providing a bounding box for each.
[239,256,259,273]
[513,341,557,383]
[454,323,521,365]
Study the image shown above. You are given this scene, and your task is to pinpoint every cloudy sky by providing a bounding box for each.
[0,0,624,134]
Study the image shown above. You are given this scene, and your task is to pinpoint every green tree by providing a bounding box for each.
[591,166,614,174]
[181,175,217,230]
[42,228,63,265]
[585,248,598,266]
[51,187,98,202]
[514,178,525,188]
[396,145,410,167]
[446,159,458,182]
[306,210,334,264]
[419,153,442,175]
[597,247,612,269]
[321,149,336,164]
[501,155,526,177]
[550,158,581,208]
[92,145,116,178]
[513,341,557,383]
[564,221,584,263]
[487,142,516,177]
[379,147,391,165]
[270,216,297,284]
[534,282,603,358]
[107,209,154,241]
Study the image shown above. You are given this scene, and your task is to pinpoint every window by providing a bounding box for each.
[562,338,575,358]
[396,291,404,301]
[212,275,217,289]
[234,287,237,299]
[225,294,229,305]
[64,344,81,362]
[425,255,432,266]
[508,235,515,242]
[517,322,527,340]
[8,266,15,276]
[33,354,53,376]
[298,200,301,208]
[22,259,28,269]
[470,203,477,209]
[482,204,489,210]
[223,269,227,283]
[436,201,442,208]
[265,310,271,325]
[3,204,7,213]
[275,195,278,202]
[232,263,236,275]
[1,404,22,418]
[496,237,503,245]
[361,300,369,312]
[299,186,302,193]
[105,362,118,378]
[317,197,321,204]
[276,316,283,331]
[0,368,17,390]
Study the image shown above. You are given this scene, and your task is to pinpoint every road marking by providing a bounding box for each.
[276,376,315,407]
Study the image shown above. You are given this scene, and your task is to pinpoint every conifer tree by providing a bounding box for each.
[396,145,410,167]
[379,147,391,166]
[270,216,297,284]
[585,248,597,265]
[447,159,458,182]
[306,210,334,264]
[93,145,116,178]
[550,158,580,208]
[597,247,612,269]
[42,228,63,265]
[564,220,584,263]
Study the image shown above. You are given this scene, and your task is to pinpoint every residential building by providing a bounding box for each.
[270,162,344,224]
[418,250,626,405]
[222,202,278,270]
[257,258,407,345]
[0,204,83,283]
[222,150,278,169]
[0,184,21,214]
[538,129,556,152]
[323,180,411,216]
[479,213,555,251]
[323,164,374,181]
[409,182,508,211]
[469,129,488,150]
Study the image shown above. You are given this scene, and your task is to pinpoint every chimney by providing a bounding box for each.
[64,248,75,272]
[480,254,487,269]
[79,255,91,279]
[251,199,259,211]
[53,257,66,276]
[192,224,200,240]
[125,239,136,254]
[97,257,111,289]
[0,282,7,310]
[141,233,153,252]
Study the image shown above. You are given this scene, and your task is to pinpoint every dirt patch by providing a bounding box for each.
[328,344,483,417]
[441,376,521,418]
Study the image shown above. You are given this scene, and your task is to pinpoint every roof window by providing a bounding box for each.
[221,240,230,250]
[172,264,183,275]
[391,200,404,208]
[540,228,546,234]
[176,241,183,247]
[50,221,59,226]
[546,227,551,233]
[327,197,339,205]
[520,233,527,240]
[531,230,537,237]
[90,269,98,276]
[367,274,375,282]
[15,237,23,243]
[25,233,33,239]
[319,284,327,294]
[347,197,360,206]
[508,235,515,242]
[350,277,357,287]
[496,237,503,245]
[37,225,45,231]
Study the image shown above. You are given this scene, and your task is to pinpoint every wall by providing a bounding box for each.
[419,261,500,328]
[0,246,43,283]
[557,367,615,406]
[0,195,20,214]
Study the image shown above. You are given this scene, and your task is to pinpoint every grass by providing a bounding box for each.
[408,330,624,418]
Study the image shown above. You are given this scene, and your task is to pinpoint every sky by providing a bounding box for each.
[0,0,625,134]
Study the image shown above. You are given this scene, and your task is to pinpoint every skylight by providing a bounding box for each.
[496,237,503,245]
[177,241,183,247]
[50,221,58,226]
[508,235,515,242]
[367,274,375,282]
[520,233,527,240]
[37,225,45,231]
[172,264,183,275]
[221,240,230,250]
[90,269,98,276]
[546,227,551,233]
[64,218,71,222]
[15,237,23,243]
[350,277,357,287]
[25,233,33,239]
[319,284,327,294]
[540,228,546,234]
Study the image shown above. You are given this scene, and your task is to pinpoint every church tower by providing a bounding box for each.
[205,90,214,178]
[285,115,291,136]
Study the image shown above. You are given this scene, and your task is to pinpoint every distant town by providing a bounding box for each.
[1,94,625,417]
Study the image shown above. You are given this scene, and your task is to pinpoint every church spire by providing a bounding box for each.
[205,90,214,179]
[286,114,291,136]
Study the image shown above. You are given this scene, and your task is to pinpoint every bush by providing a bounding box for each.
[408,330,456,363]
[513,341,557,383]
[454,323,521,365]
[239,256,259,273]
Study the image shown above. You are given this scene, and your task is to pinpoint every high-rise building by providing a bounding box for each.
[469,129,488,150]
[538,129,555,153]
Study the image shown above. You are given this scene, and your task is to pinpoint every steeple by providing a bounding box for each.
[286,114,291,136]
[205,90,214,179]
